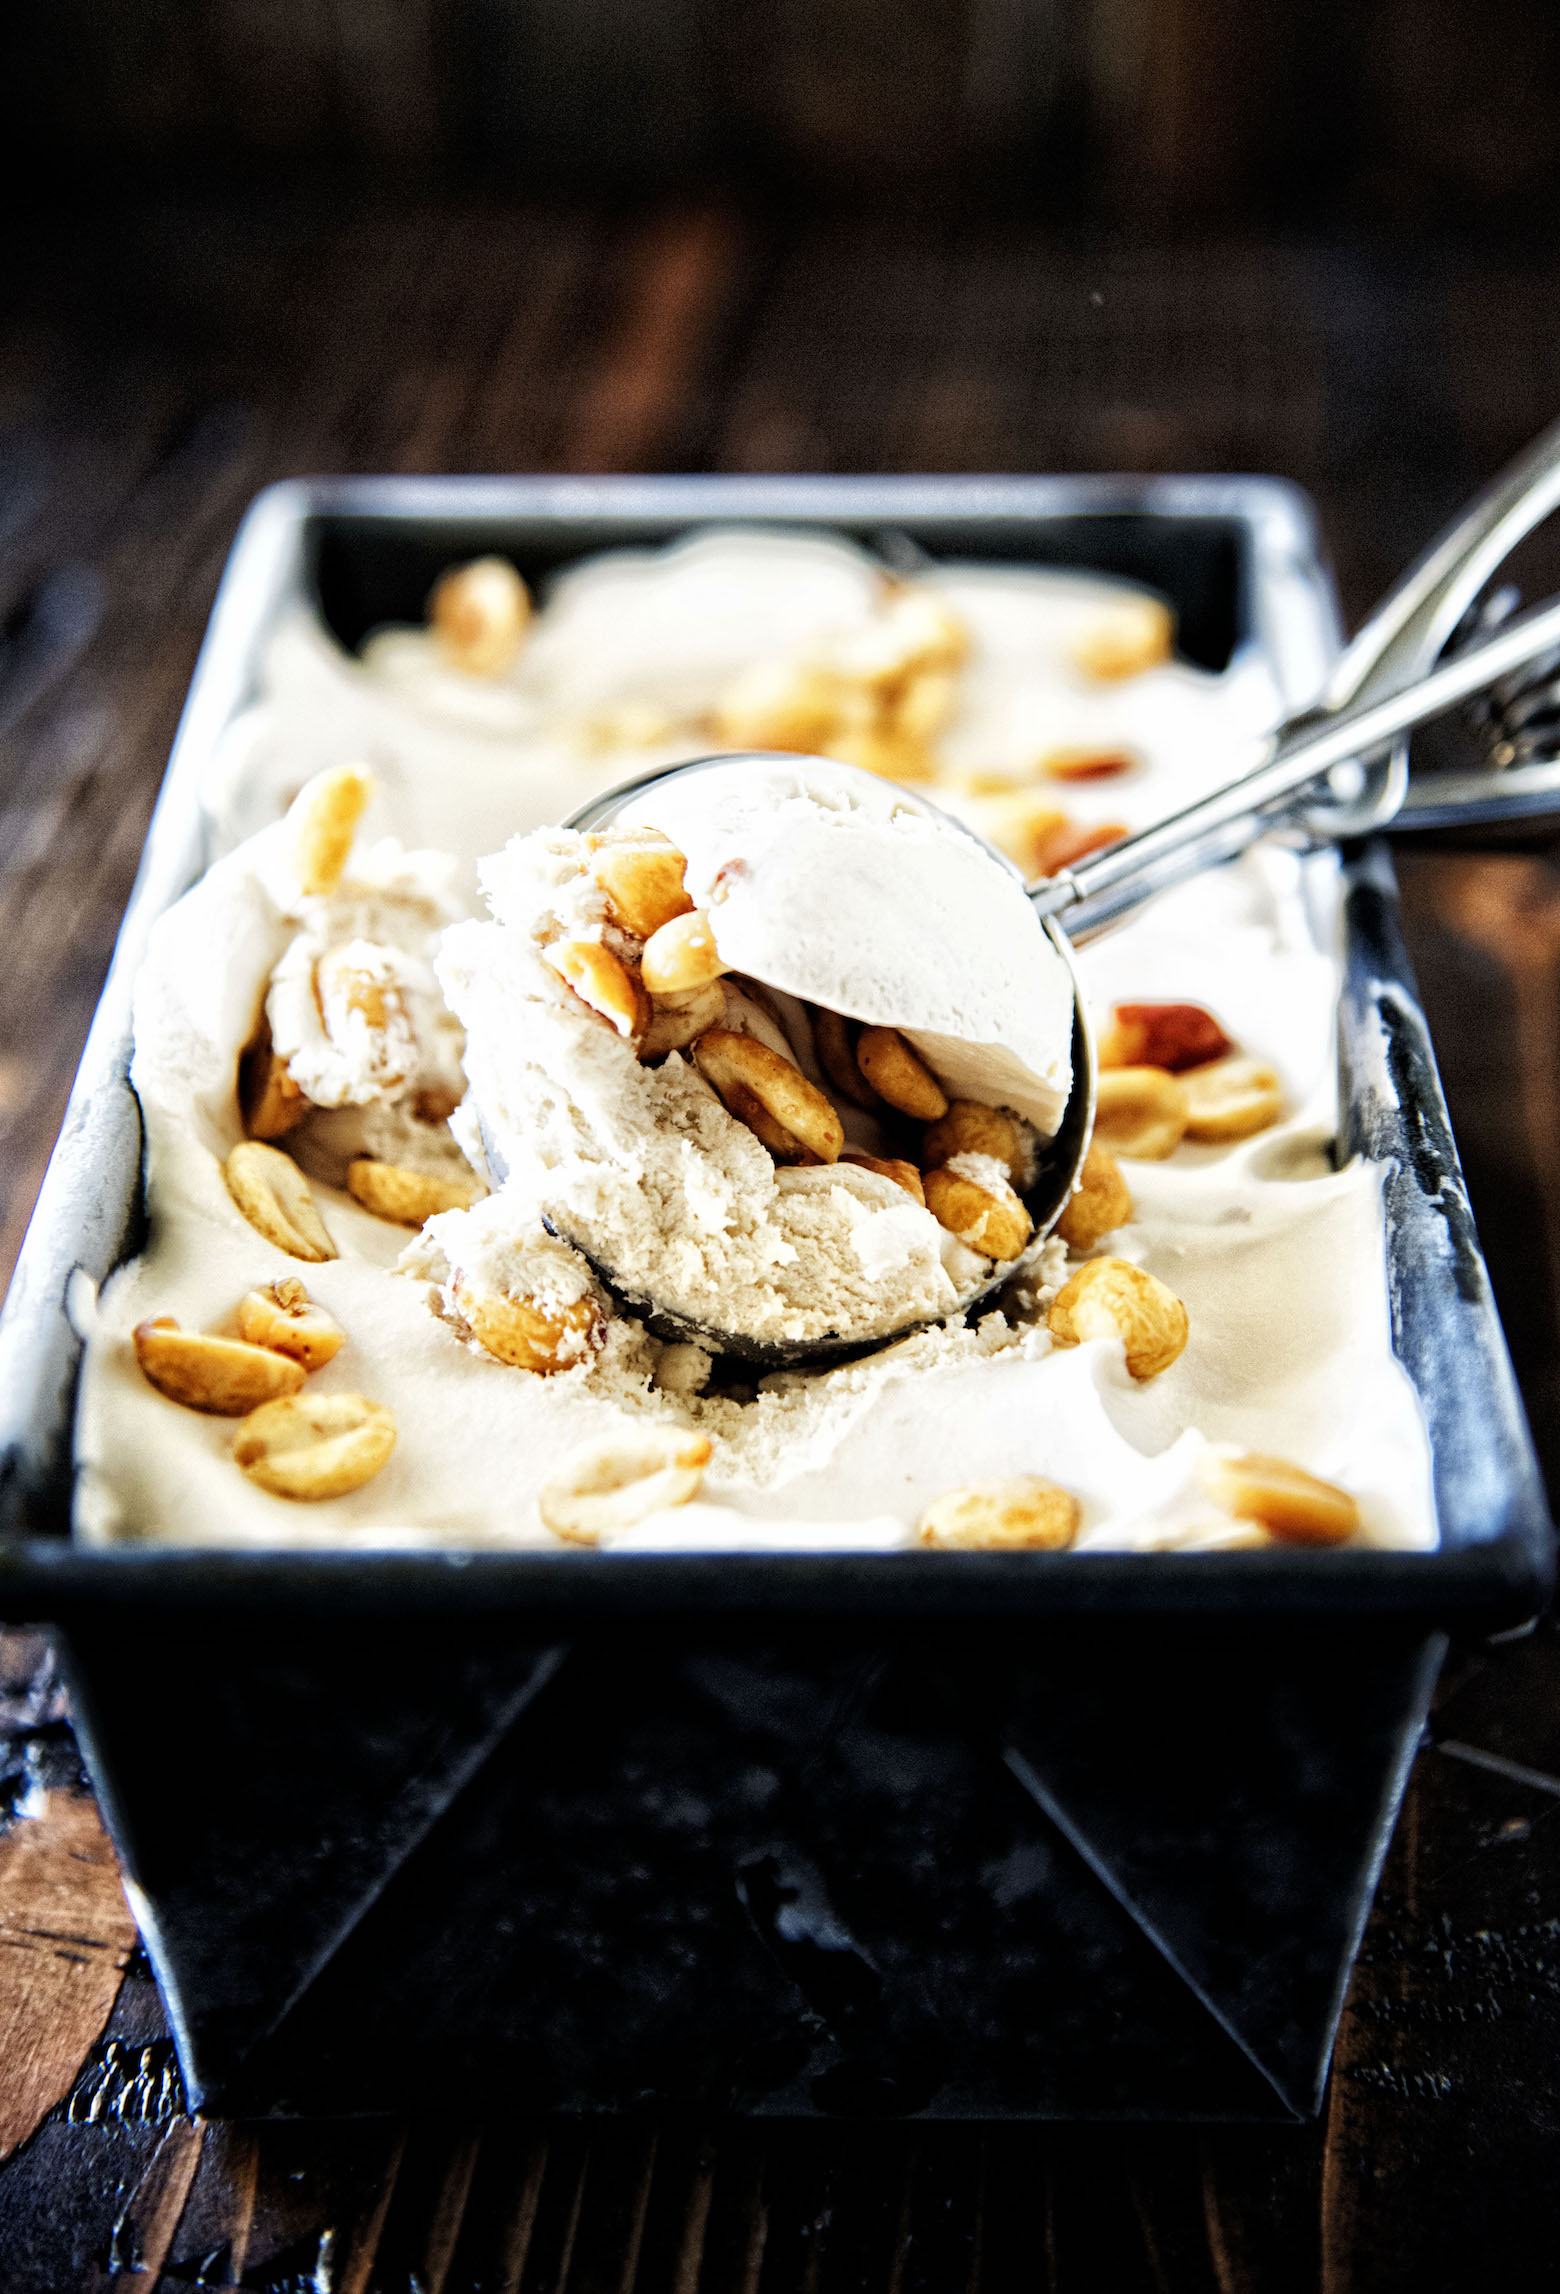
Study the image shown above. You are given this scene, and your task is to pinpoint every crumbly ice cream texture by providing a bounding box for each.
[74,529,1439,1552]
[439,764,1071,1348]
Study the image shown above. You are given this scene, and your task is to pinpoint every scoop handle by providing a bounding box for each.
[1033,585,1560,941]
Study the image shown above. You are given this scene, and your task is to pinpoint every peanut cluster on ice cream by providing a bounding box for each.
[428,758,1075,1354]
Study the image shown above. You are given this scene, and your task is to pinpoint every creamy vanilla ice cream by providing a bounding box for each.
[72,526,1439,1554]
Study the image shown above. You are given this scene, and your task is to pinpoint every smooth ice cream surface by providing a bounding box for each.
[73,524,1439,1554]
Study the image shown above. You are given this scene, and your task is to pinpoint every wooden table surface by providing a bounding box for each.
[4,195,1560,2292]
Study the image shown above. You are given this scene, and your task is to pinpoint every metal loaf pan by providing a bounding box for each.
[0,477,1549,2123]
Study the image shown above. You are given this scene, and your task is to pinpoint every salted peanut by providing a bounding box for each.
[1181,1055,1284,1142]
[134,1317,306,1415]
[1041,748,1135,782]
[1030,818,1130,878]
[640,981,728,1061]
[587,827,694,940]
[828,728,937,783]
[856,1027,948,1121]
[429,555,531,676]
[544,938,649,1042]
[1047,1256,1188,1380]
[236,1277,346,1371]
[1198,1450,1359,1547]
[239,1039,307,1141]
[289,762,375,897]
[712,657,847,752]
[811,1007,879,1108]
[1067,595,1173,682]
[891,669,957,744]
[918,1474,1079,1552]
[922,1100,1023,1182]
[1055,1142,1133,1252]
[224,1142,338,1262]
[347,1159,483,1225]
[842,1151,926,1205]
[924,1166,1032,1261]
[453,1275,603,1374]
[315,944,418,1090]
[235,1393,397,1501]
[1092,1067,1189,1161]
[538,1428,713,1545]
[641,910,728,995]
[1097,1001,1233,1073]
[694,1029,843,1164]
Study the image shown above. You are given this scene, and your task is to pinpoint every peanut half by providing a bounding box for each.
[918,1474,1080,1551]
[1181,1055,1284,1142]
[429,556,531,676]
[1092,1067,1189,1160]
[841,1151,926,1204]
[641,910,728,995]
[1041,748,1135,782]
[316,944,419,1091]
[134,1317,306,1415]
[856,1027,948,1121]
[235,1393,397,1501]
[543,938,648,1042]
[347,1159,483,1226]
[1096,1002,1233,1073]
[288,762,375,897]
[922,1100,1023,1183]
[1067,595,1173,682]
[1047,1256,1188,1381]
[223,1142,337,1262]
[235,1278,346,1371]
[811,1007,880,1108]
[1198,1450,1359,1547]
[588,827,694,940]
[453,1275,603,1374]
[538,1428,712,1545]
[640,981,728,1061]
[1055,1142,1133,1252]
[924,1165,1032,1262]
[694,1029,843,1164]
[238,1038,307,1141]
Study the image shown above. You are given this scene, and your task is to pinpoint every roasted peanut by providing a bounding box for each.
[856,1027,948,1120]
[587,827,694,940]
[429,555,531,676]
[316,944,418,1089]
[712,659,845,753]
[288,762,375,897]
[1198,1450,1359,1547]
[223,1142,338,1262]
[1181,1055,1284,1142]
[841,1151,927,1205]
[134,1317,306,1414]
[453,1275,604,1374]
[235,1278,346,1371]
[640,981,729,1061]
[922,1100,1024,1182]
[1047,1256,1188,1380]
[234,1393,397,1500]
[923,1164,1032,1261]
[1091,1067,1189,1160]
[1054,1142,1133,1252]
[1040,748,1135,782]
[827,728,937,783]
[1030,818,1129,878]
[347,1159,483,1226]
[918,1474,1079,1551]
[538,1427,712,1545]
[641,910,728,995]
[694,1029,843,1164]
[1067,595,1173,681]
[811,1007,879,1108]
[891,668,957,744]
[238,1037,307,1141]
[544,938,649,1041]
[1096,1002,1234,1073]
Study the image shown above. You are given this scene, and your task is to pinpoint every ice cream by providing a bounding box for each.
[71,526,1439,1555]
